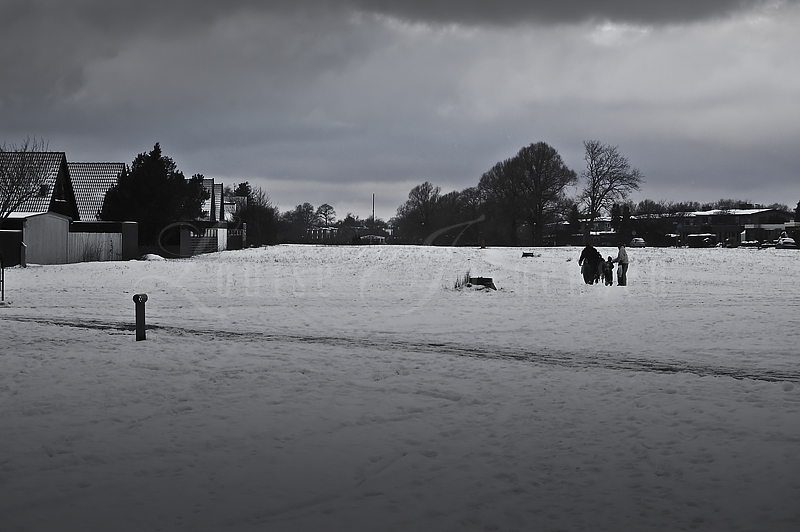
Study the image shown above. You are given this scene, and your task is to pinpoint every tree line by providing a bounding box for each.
[392,140,645,246]
[3,138,797,249]
[222,184,395,245]
[391,140,796,246]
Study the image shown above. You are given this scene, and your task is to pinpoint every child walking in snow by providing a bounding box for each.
[602,256,614,286]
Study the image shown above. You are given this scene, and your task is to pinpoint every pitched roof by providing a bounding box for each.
[68,162,125,221]
[1,152,67,213]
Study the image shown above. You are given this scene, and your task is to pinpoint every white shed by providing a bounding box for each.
[6,212,71,265]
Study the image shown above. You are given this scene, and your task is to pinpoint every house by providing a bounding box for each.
[222,194,248,249]
[68,162,125,221]
[1,155,240,262]
[0,153,139,265]
[0,152,79,265]
[2,152,80,221]
[200,178,224,223]
[224,195,247,223]
[154,177,229,258]
[308,226,339,242]
[190,178,227,254]
[568,207,795,247]
[678,208,794,245]
[67,163,138,261]
[358,234,386,245]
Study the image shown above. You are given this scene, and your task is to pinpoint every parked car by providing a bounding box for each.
[629,237,646,248]
[776,232,797,249]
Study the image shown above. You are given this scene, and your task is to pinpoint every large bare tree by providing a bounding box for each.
[0,137,50,227]
[316,203,336,226]
[579,140,643,224]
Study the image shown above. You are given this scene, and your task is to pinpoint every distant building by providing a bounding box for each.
[570,208,796,247]
[199,178,224,222]
[225,196,247,223]
[678,208,793,245]
[308,227,339,242]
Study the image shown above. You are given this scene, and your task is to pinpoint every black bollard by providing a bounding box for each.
[133,294,148,341]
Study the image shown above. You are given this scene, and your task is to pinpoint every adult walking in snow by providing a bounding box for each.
[612,242,629,286]
[578,245,603,285]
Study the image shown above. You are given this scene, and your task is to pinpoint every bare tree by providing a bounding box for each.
[0,137,50,227]
[241,185,277,246]
[316,203,336,226]
[290,202,319,228]
[579,140,643,224]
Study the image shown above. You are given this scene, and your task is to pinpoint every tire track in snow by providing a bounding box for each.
[5,315,799,384]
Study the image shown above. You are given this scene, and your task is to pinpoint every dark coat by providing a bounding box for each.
[579,246,604,284]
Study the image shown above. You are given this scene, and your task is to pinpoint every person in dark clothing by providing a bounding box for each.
[578,245,603,285]
[602,256,614,285]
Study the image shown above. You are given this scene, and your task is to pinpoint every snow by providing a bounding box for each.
[2,244,799,531]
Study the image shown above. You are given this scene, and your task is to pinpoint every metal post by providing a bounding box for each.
[133,294,148,341]
[1,252,4,302]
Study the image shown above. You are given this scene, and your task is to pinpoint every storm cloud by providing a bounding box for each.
[2,0,799,218]
[349,0,776,24]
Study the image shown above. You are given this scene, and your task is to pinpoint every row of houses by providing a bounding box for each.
[307,225,389,245]
[0,152,242,267]
[580,207,798,247]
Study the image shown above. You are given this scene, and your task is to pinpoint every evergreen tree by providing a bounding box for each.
[100,143,209,245]
[610,203,622,233]
[569,204,581,233]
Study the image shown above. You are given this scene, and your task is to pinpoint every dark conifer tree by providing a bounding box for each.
[100,143,209,245]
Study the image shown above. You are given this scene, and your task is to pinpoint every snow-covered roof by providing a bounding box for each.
[687,208,773,217]
[5,211,50,219]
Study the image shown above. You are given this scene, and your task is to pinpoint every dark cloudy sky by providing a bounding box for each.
[2,0,799,220]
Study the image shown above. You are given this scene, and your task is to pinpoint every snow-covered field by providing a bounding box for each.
[1,244,799,532]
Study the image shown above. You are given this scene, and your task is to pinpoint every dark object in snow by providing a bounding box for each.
[133,293,148,341]
[602,257,614,286]
[578,245,604,285]
[522,252,535,257]
[469,277,497,290]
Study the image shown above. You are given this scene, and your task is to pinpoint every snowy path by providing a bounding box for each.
[5,313,800,383]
